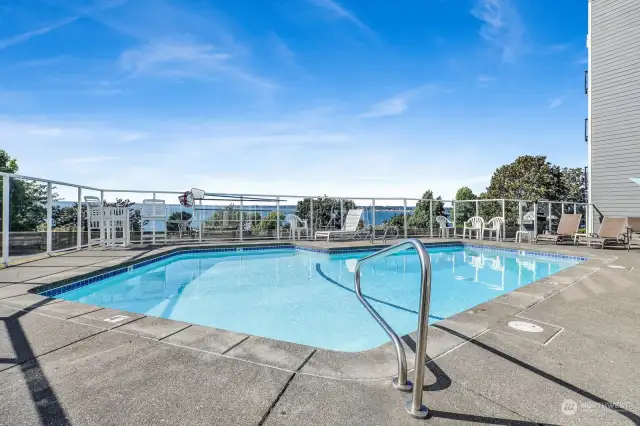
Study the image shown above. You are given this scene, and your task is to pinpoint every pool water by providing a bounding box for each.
[54,247,580,351]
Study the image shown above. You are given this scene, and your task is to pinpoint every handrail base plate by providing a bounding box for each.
[392,377,413,392]
[405,401,429,419]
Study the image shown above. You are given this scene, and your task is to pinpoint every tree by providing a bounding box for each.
[560,167,587,203]
[385,213,411,230]
[480,156,587,227]
[253,211,285,233]
[484,155,565,201]
[409,190,444,230]
[167,211,192,232]
[454,186,477,226]
[0,149,49,231]
[296,197,357,229]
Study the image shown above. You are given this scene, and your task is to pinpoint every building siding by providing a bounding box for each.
[590,0,640,224]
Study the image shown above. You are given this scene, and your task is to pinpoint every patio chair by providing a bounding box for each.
[435,215,454,238]
[285,214,308,240]
[463,216,484,240]
[578,217,628,249]
[314,209,364,241]
[535,213,582,245]
[626,217,640,251]
[484,217,505,241]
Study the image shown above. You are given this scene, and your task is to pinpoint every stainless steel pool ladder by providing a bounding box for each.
[354,238,431,419]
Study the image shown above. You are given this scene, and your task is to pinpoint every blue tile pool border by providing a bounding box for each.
[36,241,588,298]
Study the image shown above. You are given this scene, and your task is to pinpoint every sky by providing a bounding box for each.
[0,0,588,203]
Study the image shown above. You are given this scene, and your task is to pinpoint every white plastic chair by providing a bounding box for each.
[463,216,484,240]
[484,217,505,241]
[285,214,308,240]
[141,199,167,244]
[435,215,454,238]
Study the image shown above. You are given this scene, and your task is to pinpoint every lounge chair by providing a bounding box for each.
[463,216,484,240]
[626,217,640,251]
[577,217,628,249]
[314,209,364,241]
[535,213,582,245]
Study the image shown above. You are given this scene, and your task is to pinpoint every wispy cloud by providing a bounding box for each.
[0,16,79,50]
[539,44,569,55]
[360,85,436,119]
[118,37,275,89]
[63,156,117,164]
[548,97,563,109]
[119,38,231,76]
[471,0,524,62]
[307,0,375,36]
[477,75,495,87]
[0,0,129,50]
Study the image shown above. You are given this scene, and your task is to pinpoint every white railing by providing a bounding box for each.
[0,171,595,265]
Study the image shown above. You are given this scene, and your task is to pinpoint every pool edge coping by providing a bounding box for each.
[9,240,613,380]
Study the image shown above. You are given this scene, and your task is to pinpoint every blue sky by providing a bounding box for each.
[0,0,587,202]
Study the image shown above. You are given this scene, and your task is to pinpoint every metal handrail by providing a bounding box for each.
[354,238,431,418]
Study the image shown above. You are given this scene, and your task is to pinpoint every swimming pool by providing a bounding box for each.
[46,245,582,351]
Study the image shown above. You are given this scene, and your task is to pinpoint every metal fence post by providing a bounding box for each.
[77,187,82,250]
[198,199,203,243]
[518,201,523,231]
[46,182,53,254]
[152,192,157,244]
[429,200,433,238]
[309,198,314,240]
[548,201,552,234]
[372,199,376,237]
[403,199,408,239]
[501,199,506,241]
[340,198,344,229]
[2,176,10,265]
[276,197,280,240]
[475,199,479,217]
[453,201,457,237]
[239,197,244,242]
[100,190,105,246]
[533,202,538,236]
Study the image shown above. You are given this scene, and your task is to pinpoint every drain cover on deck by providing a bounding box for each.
[508,321,544,333]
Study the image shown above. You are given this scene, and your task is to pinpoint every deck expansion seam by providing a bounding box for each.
[257,349,317,426]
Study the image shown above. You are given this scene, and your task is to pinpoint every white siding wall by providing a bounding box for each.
[590,0,640,222]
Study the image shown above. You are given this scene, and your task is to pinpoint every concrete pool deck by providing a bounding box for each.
[1,238,639,425]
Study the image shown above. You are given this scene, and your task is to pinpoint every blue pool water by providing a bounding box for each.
[54,247,580,351]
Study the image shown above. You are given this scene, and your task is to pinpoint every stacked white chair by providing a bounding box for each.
[463,216,485,240]
[484,217,505,241]
[285,214,309,240]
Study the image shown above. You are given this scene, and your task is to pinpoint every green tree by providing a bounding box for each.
[385,213,411,230]
[454,186,477,226]
[560,167,587,203]
[253,211,285,233]
[484,155,565,201]
[167,211,192,232]
[296,197,357,229]
[409,190,444,230]
[0,149,49,231]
